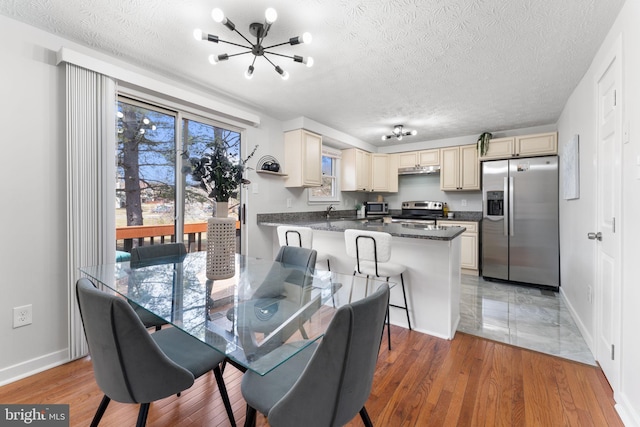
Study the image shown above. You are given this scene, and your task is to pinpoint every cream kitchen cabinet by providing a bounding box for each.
[341,148,371,191]
[342,150,398,192]
[479,132,557,161]
[284,129,322,187]
[437,220,479,274]
[440,144,480,191]
[371,153,398,192]
[397,149,440,168]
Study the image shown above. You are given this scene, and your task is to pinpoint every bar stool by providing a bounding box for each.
[344,229,412,349]
[276,225,331,271]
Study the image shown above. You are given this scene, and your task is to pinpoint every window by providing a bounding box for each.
[309,147,341,203]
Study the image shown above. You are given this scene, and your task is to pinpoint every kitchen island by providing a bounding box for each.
[258,215,465,339]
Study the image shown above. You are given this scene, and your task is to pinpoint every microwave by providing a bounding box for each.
[365,201,389,215]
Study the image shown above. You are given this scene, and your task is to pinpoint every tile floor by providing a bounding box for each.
[457,275,596,366]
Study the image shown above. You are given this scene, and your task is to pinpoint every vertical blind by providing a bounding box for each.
[65,63,116,360]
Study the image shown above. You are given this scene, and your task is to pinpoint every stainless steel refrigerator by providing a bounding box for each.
[481,156,560,289]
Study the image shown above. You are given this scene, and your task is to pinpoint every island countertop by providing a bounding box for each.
[258,217,465,241]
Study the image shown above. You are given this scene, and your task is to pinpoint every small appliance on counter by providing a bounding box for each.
[364,201,389,215]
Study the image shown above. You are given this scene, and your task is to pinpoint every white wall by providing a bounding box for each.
[557,1,640,424]
[0,15,69,383]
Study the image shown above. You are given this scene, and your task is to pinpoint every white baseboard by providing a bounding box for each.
[0,349,70,387]
[616,392,640,427]
[559,287,595,353]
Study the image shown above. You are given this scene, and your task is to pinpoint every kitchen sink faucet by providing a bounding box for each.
[325,204,335,219]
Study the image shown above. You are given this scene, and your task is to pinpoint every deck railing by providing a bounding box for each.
[116,221,240,252]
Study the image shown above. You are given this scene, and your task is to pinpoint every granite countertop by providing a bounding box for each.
[258,217,466,241]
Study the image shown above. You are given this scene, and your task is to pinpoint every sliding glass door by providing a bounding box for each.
[115,97,244,253]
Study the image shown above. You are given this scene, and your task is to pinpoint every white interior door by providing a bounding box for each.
[594,44,622,390]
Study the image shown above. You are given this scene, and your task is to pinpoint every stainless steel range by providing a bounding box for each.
[391,200,445,225]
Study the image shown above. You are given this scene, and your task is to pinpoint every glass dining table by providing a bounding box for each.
[80,251,392,376]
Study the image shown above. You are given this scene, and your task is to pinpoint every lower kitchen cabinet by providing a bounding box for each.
[437,220,479,275]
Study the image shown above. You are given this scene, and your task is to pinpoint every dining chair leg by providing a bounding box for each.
[90,395,111,427]
[349,272,356,303]
[386,304,391,350]
[136,403,150,427]
[359,406,374,427]
[244,404,257,427]
[213,366,237,427]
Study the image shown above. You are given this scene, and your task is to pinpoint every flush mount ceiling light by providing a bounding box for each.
[193,7,313,80]
[381,125,417,141]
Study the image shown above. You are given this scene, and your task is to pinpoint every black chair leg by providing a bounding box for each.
[136,403,150,427]
[400,273,412,330]
[213,366,237,427]
[244,404,257,427]
[359,406,374,427]
[90,395,111,427]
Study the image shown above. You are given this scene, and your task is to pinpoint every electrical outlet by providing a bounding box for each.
[461,199,467,207]
[13,304,32,328]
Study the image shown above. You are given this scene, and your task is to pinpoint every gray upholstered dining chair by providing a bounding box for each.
[129,242,187,264]
[277,225,331,271]
[228,245,318,341]
[241,283,390,427]
[128,243,188,331]
[76,278,236,427]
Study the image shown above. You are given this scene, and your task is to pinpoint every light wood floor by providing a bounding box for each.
[0,328,622,427]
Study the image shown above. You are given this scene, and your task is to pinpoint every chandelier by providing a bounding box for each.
[381,125,417,141]
[193,8,313,80]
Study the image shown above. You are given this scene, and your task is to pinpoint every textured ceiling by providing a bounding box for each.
[0,0,625,147]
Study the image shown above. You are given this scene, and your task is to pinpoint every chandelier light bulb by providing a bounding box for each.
[304,57,314,67]
[208,54,218,65]
[265,8,278,24]
[397,134,403,140]
[281,70,290,80]
[302,32,312,44]
[193,28,204,41]
[381,135,388,141]
[410,130,418,136]
[211,8,225,23]
[245,65,255,79]
[394,125,402,134]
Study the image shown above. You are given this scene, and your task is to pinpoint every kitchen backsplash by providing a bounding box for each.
[352,173,483,212]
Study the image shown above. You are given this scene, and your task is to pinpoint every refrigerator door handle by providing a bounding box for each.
[509,176,515,236]
[503,177,509,236]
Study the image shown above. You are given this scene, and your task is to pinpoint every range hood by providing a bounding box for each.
[397,165,441,175]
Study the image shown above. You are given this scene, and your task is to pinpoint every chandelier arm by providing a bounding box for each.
[217,39,253,50]
[262,41,290,50]
[226,51,253,58]
[264,51,295,60]
[232,28,254,47]
[261,54,278,68]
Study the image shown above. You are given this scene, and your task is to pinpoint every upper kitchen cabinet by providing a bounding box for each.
[284,129,322,187]
[440,144,480,191]
[341,148,371,191]
[397,149,439,168]
[479,132,557,161]
[371,153,398,192]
